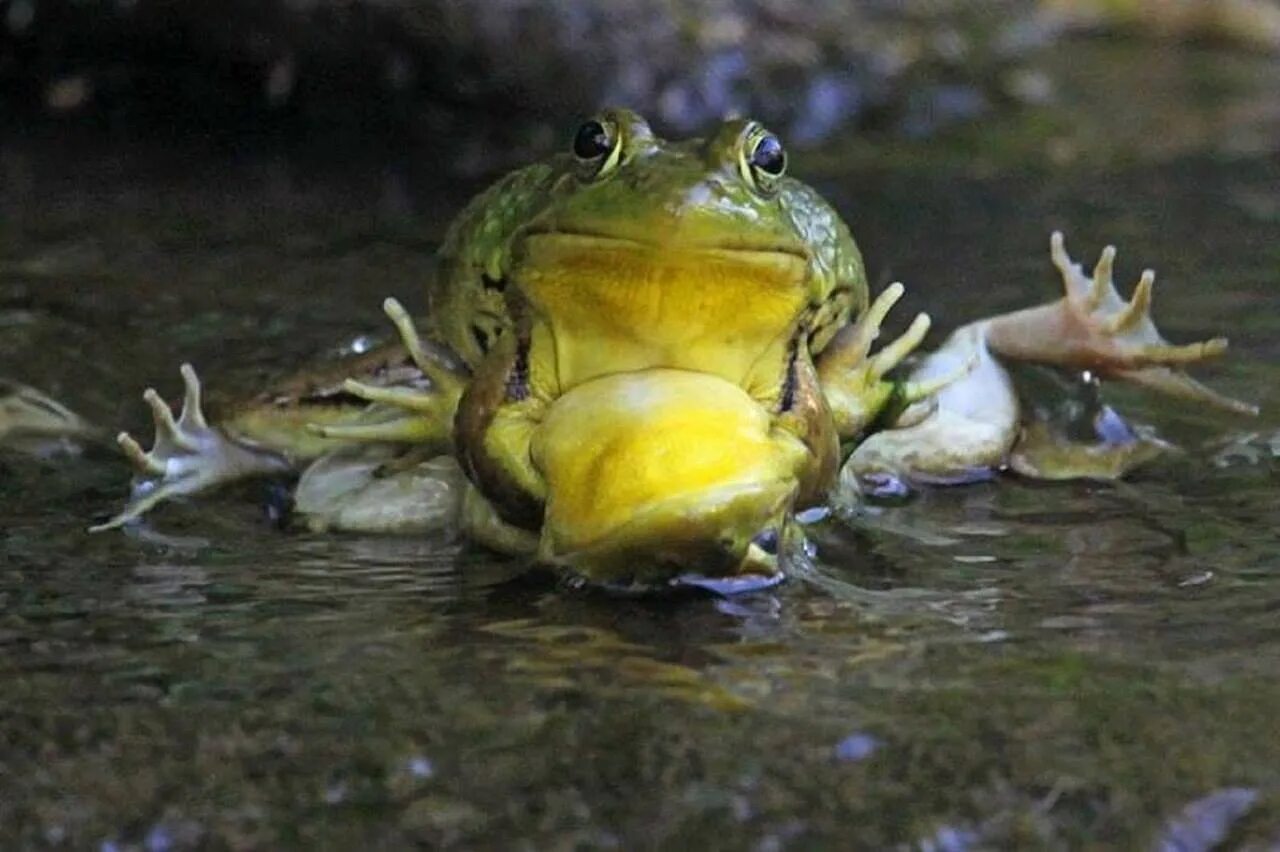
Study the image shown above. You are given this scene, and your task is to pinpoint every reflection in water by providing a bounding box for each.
[1209,427,1280,467]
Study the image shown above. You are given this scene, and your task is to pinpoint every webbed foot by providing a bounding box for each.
[1009,409,1173,480]
[985,232,1257,415]
[819,283,969,436]
[307,298,468,446]
[90,364,292,531]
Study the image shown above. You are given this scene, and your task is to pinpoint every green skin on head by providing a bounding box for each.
[90,109,1255,588]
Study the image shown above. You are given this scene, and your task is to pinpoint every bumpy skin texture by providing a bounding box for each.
[95,110,1254,587]
[425,110,872,578]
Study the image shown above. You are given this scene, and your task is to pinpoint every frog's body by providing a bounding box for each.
[89,109,1254,588]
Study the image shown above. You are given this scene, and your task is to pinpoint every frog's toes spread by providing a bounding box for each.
[1052,231,1258,414]
[90,364,292,532]
[818,282,937,436]
[307,298,467,448]
[985,232,1257,414]
[1049,231,1227,367]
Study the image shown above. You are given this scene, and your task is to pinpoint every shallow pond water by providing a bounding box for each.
[3,45,1280,849]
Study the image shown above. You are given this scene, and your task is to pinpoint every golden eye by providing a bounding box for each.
[572,117,623,178]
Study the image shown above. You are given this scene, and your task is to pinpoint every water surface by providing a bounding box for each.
[2,44,1279,849]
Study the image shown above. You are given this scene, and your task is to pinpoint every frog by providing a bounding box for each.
[86,108,1256,589]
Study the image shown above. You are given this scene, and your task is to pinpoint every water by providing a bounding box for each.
[3,44,1280,849]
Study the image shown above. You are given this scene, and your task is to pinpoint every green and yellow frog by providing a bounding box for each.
[85,108,1255,588]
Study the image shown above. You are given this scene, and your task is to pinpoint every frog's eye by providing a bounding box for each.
[572,117,623,178]
[573,119,611,159]
[739,124,787,194]
[751,134,786,177]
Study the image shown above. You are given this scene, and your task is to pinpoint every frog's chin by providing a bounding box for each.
[528,367,810,585]
[537,479,794,587]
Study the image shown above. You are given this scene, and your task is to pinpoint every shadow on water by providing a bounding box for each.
[2,42,1280,850]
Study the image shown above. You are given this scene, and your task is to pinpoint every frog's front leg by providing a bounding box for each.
[818,282,988,480]
[291,297,470,534]
[90,363,294,531]
[817,282,950,437]
[305,298,466,450]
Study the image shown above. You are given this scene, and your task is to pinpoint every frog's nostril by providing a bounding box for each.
[751,528,779,555]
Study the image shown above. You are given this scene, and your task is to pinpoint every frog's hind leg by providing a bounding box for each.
[840,327,1172,495]
[90,364,293,532]
[842,232,1252,496]
[294,445,467,534]
[982,232,1257,415]
[842,325,1019,491]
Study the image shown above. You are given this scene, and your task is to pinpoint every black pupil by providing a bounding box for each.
[750,134,785,176]
[573,120,612,159]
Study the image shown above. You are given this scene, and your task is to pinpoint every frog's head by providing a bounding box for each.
[455,109,864,588]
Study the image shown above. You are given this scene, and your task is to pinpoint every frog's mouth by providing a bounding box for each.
[456,233,835,586]
[514,232,810,392]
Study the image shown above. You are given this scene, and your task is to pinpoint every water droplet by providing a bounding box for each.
[344,334,374,355]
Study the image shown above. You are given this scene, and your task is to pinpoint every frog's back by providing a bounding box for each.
[426,160,565,367]
[777,178,868,354]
